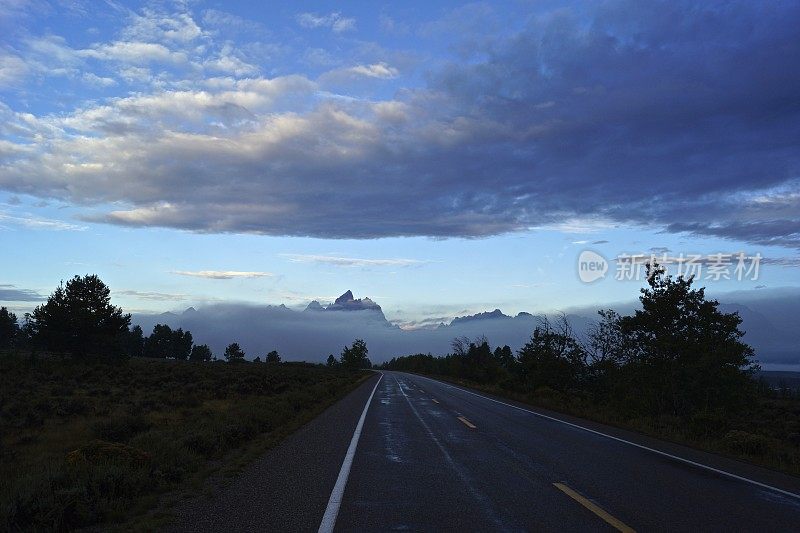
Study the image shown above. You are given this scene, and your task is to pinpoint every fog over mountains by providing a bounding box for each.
[133,289,800,370]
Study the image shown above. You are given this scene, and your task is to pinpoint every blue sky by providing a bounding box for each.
[1,0,799,326]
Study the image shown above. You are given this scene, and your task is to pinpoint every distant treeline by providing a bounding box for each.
[0,275,278,363]
[382,264,759,421]
[0,274,372,369]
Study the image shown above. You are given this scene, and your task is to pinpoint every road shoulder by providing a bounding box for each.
[168,372,381,532]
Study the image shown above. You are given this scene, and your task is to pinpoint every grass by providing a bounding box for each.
[422,374,800,477]
[0,355,367,531]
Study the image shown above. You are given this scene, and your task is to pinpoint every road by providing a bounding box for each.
[172,371,800,532]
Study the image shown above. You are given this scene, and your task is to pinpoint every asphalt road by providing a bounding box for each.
[173,371,800,532]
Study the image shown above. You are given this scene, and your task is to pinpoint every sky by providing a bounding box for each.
[1,0,799,331]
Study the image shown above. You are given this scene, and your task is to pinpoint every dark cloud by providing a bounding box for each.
[667,221,800,249]
[0,284,45,302]
[1,1,799,246]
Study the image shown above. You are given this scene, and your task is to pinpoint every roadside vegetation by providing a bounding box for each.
[382,265,800,476]
[0,275,368,531]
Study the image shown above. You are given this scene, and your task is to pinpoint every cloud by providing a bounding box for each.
[171,270,273,280]
[319,62,400,86]
[79,41,188,66]
[0,212,85,231]
[121,8,204,44]
[115,289,189,301]
[649,247,671,254]
[761,257,800,268]
[346,63,398,79]
[0,52,29,86]
[667,220,800,249]
[297,12,356,33]
[82,72,117,87]
[202,9,266,35]
[0,284,44,302]
[281,254,427,267]
[1,1,799,248]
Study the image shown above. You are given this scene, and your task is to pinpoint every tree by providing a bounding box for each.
[190,344,213,362]
[172,328,193,360]
[143,324,173,358]
[617,264,757,417]
[142,324,194,359]
[0,307,19,350]
[29,275,131,358]
[326,354,339,367]
[450,336,470,357]
[253,356,262,363]
[265,350,281,363]
[224,342,246,363]
[125,325,145,357]
[340,339,371,369]
[584,309,628,400]
[517,315,586,392]
[493,345,515,371]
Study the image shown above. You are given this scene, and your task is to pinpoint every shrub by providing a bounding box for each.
[92,414,151,443]
[722,430,771,456]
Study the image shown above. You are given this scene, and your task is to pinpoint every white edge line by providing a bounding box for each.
[408,373,800,501]
[318,373,383,533]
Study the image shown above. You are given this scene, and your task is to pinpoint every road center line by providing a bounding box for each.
[554,483,635,533]
[408,373,800,501]
[318,373,383,533]
[458,416,477,429]
[432,398,440,404]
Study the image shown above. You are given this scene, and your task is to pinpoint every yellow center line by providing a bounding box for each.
[431,398,440,404]
[553,483,635,533]
[457,416,477,429]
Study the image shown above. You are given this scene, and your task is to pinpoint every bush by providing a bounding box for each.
[687,410,730,439]
[721,430,771,456]
[92,414,151,443]
[0,356,363,529]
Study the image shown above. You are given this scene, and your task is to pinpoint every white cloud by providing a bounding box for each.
[281,254,426,267]
[202,9,265,34]
[203,43,259,76]
[82,72,117,87]
[533,218,619,234]
[0,52,29,86]
[116,289,189,301]
[0,212,86,231]
[122,9,204,43]
[79,41,188,66]
[171,270,273,279]
[346,62,398,79]
[297,12,356,33]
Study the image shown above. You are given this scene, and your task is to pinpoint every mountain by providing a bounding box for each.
[301,290,391,324]
[304,300,324,312]
[130,288,800,369]
[719,302,800,366]
[450,309,510,325]
[326,290,384,313]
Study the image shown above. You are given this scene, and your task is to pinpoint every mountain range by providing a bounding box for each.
[134,288,800,369]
